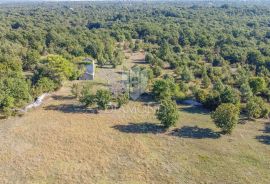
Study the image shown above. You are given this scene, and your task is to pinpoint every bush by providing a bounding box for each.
[239,82,253,102]
[156,98,179,128]
[96,89,112,110]
[0,96,15,117]
[111,50,124,68]
[201,73,211,88]
[211,103,240,134]
[220,86,240,105]
[246,96,269,119]
[194,89,208,104]
[79,86,96,107]
[179,81,189,93]
[213,79,225,92]
[32,77,56,97]
[71,83,81,99]
[116,93,129,108]
[152,78,177,101]
[203,91,222,110]
[249,77,266,94]
[0,77,31,108]
[22,50,40,71]
[181,66,194,82]
[152,65,162,77]
[34,55,78,86]
[201,67,211,88]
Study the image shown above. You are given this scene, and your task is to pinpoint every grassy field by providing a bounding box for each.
[0,51,270,183]
[0,80,269,183]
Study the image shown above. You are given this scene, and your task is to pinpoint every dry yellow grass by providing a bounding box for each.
[0,51,270,184]
[0,81,269,184]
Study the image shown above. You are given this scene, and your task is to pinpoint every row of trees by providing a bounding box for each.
[151,74,269,134]
[71,83,129,110]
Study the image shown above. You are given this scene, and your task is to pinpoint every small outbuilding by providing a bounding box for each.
[79,58,95,80]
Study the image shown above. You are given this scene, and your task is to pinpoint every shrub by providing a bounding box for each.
[181,66,194,82]
[0,77,31,108]
[249,77,266,94]
[220,86,240,105]
[179,81,189,93]
[239,82,253,102]
[202,74,211,89]
[96,89,112,110]
[152,65,162,77]
[0,96,15,117]
[246,96,269,119]
[156,98,179,128]
[213,79,225,92]
[79,85,96,107]
[22,50,40,71]
[32,77,56,97]
[71,83,81,99]
[194,88,208,104]
[116,93,129,108]
[201,67,211,88]
[152,78,177,101]
[204,91,222,110]
[211,103,240,134]
[34,55,78,86]
[111,50,124,68]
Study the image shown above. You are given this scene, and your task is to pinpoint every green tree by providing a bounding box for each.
[79,86,96,107]
[181,66,194,82]
[152,78,177,101]
[71,83,81,99]
[220,86,240,104]
[159,41,171,59]
[97,56,107,67]
[116,93,129,108]
[249,77,266,94]
[35,55,77,86]
[239,82,253,102]
[111,50,124,68]
[201,72,211,88]
[213,78,225,92]
[32,77,56,97]
[247,50,263,65]
[246,96,269,119]
[152,65,162,77]
[156,98,179,128]
[96,89,112,110]
[0,96,15,117]
[22,50,40,71]
[211,103,240,134]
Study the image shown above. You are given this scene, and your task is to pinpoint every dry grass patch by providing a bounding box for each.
[0,51,270,183]
[0,82,269,183]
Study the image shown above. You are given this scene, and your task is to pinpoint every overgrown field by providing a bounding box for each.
[0,80,269,184]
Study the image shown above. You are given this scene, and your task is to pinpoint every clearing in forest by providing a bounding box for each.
[0,51,269,184]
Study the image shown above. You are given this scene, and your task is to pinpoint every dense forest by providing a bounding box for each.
[0,1,270,125]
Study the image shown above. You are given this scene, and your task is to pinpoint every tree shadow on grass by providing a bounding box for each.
[169,126,221,139]
[51,95,75,101]
[256,135,270,145]
[44,104,98,114]
[133,60,146,65]
[136,93,158,106]
[261,122,270,133]
[238,116,250,124]
[112,122,166,134]
[180,106,210,115]
[256,122,270,145]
